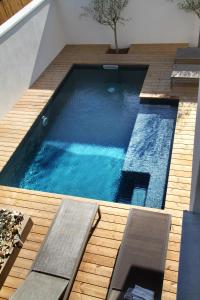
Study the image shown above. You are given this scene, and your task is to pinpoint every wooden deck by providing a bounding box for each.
[0,44,198,300]
[0,0,31,25]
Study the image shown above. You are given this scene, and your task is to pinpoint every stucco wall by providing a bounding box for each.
[57,0,199,48]
[0,0,66,120]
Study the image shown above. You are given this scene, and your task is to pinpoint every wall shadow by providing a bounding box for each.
[29,0,66,90]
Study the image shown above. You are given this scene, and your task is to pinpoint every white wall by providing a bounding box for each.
[0,0,66,119]
[57,0,199,48]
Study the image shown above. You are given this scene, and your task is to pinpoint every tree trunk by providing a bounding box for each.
[114,24,119,53]
[198,25,200,48]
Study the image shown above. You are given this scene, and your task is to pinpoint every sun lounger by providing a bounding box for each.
[175,47,200,64]
[11,199,100,300]
[177,211,200,300]
[107,209,171,300]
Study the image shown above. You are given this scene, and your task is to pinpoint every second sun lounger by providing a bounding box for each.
[108,209,171,300]
[11,199,100,300]
[175,47,200,64]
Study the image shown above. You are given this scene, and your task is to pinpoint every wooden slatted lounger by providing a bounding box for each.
[11,199,100,300]
[107,209,171,300]
[175,47,200,65]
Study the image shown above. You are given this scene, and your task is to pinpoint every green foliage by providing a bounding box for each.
[81,0,129,30]
[177,0,200,18]
[81,0,130,52]
[172,0,200,46]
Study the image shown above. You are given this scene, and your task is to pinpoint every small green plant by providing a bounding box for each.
[81,0,130,53]
[174,0,200,46]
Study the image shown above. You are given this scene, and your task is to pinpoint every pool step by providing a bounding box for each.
[116,171,149,206]
[123,107,176,209]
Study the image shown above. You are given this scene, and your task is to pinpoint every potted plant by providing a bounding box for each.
[81,0,130,53]
[0,208,33,288]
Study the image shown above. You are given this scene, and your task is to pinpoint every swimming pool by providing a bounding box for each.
[0,65,178,209]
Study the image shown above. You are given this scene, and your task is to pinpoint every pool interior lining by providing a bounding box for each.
[0,65,178,209]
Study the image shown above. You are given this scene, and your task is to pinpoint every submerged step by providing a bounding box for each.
[123,105,176,209]
[116,171,150,206]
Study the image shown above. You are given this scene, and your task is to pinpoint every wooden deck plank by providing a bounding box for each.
[0,44,197,299]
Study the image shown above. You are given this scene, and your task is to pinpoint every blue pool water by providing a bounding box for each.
[20,141,125,200]
[0,66,178,208]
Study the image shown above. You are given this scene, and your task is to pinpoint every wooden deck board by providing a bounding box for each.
[0,44,197,299]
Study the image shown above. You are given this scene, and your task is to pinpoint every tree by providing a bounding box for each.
[175,0,200,47]
[81,0,130,53]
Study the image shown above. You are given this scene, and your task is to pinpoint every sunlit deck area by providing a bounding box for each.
[0,44,198,300]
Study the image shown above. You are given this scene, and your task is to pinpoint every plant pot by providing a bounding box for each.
[0,215,33,288]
